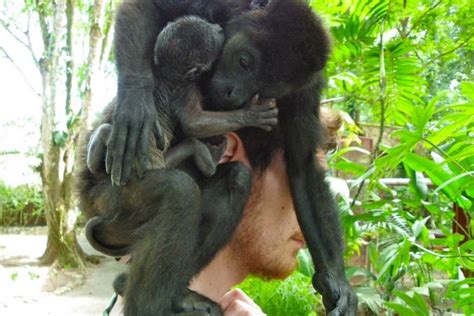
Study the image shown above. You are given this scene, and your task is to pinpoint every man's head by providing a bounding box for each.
[219,107,341,279]
[220,129,303,279]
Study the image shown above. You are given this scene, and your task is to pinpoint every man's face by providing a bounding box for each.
[228,150,305,279]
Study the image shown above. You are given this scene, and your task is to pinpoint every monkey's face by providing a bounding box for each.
[209,31,294,110]
[209,33,262,110]
[209,0,332,109]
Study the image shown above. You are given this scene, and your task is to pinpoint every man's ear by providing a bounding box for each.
[185,66,203,81]
[220,132,251,168]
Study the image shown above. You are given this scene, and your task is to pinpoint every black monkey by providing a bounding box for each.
[107,0,269,186]
[205,1,358,315]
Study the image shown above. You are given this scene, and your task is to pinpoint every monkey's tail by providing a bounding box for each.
[85,216,132,257]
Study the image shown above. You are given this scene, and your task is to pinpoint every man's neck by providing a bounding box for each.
[189,245,248,302]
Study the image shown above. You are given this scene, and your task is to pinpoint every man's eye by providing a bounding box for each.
[239,56,250,70]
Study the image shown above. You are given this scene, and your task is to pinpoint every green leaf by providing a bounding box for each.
[392,291,430,316]
[385,302,417,316]
[461,81,474,100]
[403,153,472,209]
[355,287,383,314]
[412,217,430,239]
[334,160,368,176]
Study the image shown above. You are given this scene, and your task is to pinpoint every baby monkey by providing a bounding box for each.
[79,16,277,264]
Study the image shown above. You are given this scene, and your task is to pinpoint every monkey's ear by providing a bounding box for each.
[185,67,202,82]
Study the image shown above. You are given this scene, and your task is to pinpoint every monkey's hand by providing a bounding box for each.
[313,272,358,316]
[172,289,223,316]
[242,95,278,131]
[106,89,164,186]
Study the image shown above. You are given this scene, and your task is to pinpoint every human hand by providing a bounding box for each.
[219,289,266,316]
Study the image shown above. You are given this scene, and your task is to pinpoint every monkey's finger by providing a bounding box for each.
[258,98,277,108]
[250,93,259,105]
[105,131,115,175]
[254,103,275,111]
[108,123,128,186]
[257,125,272,132]
[153,119,166,150]
[327,294,348,316]
[259,108,279,117]
[328,298,347,316]
[120,121,140,185]
[258,118,278,127]
[137,119,151,178]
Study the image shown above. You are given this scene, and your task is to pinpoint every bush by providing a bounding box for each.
[237,271,322,316]
[0,180,45,226]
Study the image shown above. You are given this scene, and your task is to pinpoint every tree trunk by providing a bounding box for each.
[38,0,85,270]
[81,0,107,132]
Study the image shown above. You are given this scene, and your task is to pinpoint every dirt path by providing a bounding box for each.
[0,229,127,316]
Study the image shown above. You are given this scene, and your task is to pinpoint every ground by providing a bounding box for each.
[0,227,126,316]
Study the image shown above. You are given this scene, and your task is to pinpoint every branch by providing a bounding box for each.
[406,1,442,37]
[0,16,40,69]
[0,47,41,96]
[425,36,473,66]
[320,97,347,105]
[34,0,50,50]
[0,19,29,49]
[351,16,388,208]
[25,14,40,70]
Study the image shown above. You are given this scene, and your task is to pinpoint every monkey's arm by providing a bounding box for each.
[278,87,358,316]
[178,95,278,138]
[107,0,165,187]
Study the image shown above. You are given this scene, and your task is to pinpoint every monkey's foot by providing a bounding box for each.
[204,136,227,164]
[313,272,358,316]
[172,289,223,316]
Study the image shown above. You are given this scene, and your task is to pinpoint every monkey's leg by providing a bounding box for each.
[86,168,204,257]
[172,162,251,314]
[87,123,112,174]
[165,137,226,177]
[195,162,251,270]
[124,169,221,316]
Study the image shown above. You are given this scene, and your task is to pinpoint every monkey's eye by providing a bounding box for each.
[239,55,250,70]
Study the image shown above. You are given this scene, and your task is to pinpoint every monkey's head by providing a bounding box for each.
[210,0,331,109]
[154,16,225,82]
